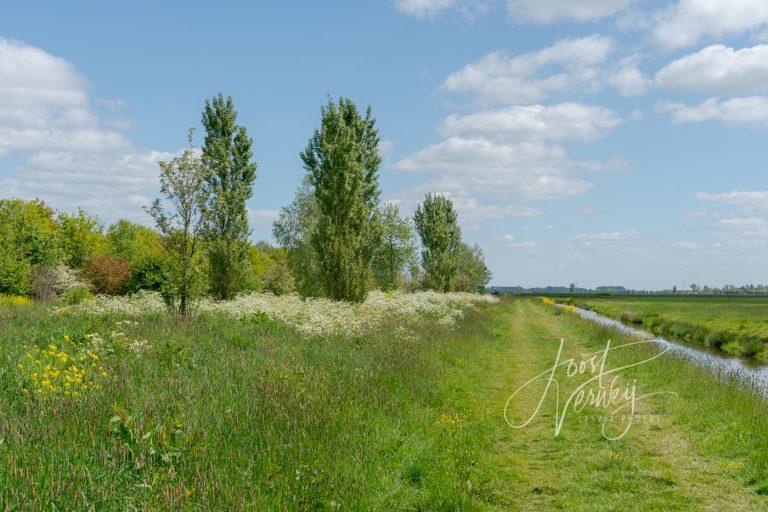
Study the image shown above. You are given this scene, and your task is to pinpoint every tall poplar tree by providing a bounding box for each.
[414,193,461,292]
[200,94,257,300]
[301,97,381,302]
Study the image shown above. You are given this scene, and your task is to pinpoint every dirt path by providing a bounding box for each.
[469,299,766,511]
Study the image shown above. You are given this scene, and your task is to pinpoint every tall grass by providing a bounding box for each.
[0,300,496,510]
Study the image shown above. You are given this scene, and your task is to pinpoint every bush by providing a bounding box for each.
[83,254,131,295]
[63,286,92,305]
[263,258,294,296]
[32,264,89,302]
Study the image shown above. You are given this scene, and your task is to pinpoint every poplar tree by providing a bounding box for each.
[200,94,257,300]
[414,193,461,292]
[301,97,381,302]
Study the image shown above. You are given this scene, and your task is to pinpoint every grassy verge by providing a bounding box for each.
[558,296,768,360]
[2,298,767,510]
[0,301,502,510]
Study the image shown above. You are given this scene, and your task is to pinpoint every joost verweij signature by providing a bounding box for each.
[504,338,678,440]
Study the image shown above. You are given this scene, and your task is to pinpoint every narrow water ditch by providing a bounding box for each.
[568,305,768,395]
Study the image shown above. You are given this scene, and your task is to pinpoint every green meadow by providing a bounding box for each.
[2,297,768,510]
[567,296,768,360]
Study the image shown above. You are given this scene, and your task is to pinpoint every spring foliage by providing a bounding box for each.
[301,98,382,302]
[414,193,462,292]
[201,94,257,300]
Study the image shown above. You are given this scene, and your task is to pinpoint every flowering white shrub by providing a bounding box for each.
[75,290,498,337]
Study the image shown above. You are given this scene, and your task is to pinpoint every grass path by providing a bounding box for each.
[467,299,768,511]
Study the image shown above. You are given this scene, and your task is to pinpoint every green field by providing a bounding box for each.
[565,296,768,360]
[3,297,768,510]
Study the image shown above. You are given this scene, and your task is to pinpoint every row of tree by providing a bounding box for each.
[0,95,490,312]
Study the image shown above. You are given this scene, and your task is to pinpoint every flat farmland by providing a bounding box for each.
[569,296,768,359]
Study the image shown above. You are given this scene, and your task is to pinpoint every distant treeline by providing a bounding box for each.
[0,95,491,311]
[491,285,768,297]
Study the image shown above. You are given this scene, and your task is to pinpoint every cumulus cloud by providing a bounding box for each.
[653,0,768,50]
[441,35,614,104]
[388,188,541,230]
[0,38,130,155]
[607,56,651,96]
[0,37,167,221]
[696,191,768,212]
[393,137,594,201]
[438,103,623,142]
[507,0,632,23]
[655,45,768,95]
[657,96,768,126]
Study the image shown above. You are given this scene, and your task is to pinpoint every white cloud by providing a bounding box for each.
[5,149,173,221]
[507,0,632,23]
[438,102,623,142]
[441,35,614,104]
[607,57,650,96]
[393,137,594,201]
[248,208,279,228]
[653,0,768,50]
[393,0,489,19]
[389,188,541,230]
[394,0,454,18]
[696,191,768,212]
[0,37,169,221]
[0,37,129,155]
[715,217,768,238]
[672,242,703,250]
[655,45,768,95]
[505,240,540,251]
[570,230,639,245]
[657,96,768,126]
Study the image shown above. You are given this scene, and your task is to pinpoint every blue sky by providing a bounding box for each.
[1,0,767,289]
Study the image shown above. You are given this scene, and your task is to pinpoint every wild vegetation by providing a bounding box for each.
[562,295,768,360]
[0,95,490,310]
[3,297,768,509]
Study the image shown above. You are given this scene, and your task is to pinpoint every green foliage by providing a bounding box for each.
[302,97,381,302]
[0,198,63,296]
[57,208,107,269]
[371,204,416,291]
[262,251,294,296]
[106,220,168,292]
[414,193,461,292]
[62,285,93,305]
[273,176,324,298]
[147,138,209,315]
[200,94,257,300]
[453,243,491,293]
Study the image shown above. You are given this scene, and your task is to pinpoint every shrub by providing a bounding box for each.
[263,258,294,296]
[63,286,92,305]
[32,264,89,302]
[83,254,131,295]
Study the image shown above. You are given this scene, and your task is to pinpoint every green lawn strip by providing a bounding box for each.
[467,299,767,511]
[537,299,768,508]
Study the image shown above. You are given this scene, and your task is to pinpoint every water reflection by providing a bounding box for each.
[569,306,768,395]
